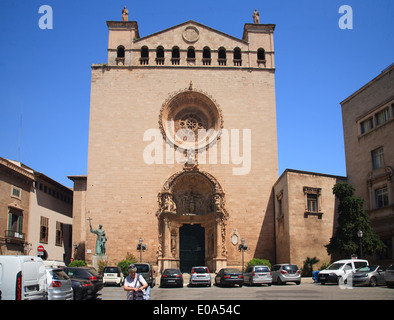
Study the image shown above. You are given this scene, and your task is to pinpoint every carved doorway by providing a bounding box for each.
[156,166,228,273]
[179,224,205,272]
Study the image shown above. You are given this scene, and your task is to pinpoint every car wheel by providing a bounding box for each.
[370,277,377,287]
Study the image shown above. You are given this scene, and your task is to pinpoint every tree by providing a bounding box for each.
[325,182,386,259]
[302,257,320,277]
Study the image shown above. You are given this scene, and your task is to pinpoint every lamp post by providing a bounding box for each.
[137,237,146,262]
[357,230,363,259]
[238,238,248,272]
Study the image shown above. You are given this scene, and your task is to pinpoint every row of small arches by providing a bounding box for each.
[116,46,266,66]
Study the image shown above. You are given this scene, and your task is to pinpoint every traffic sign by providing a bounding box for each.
[37,245,44,252]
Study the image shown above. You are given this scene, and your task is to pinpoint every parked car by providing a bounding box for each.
[0,255,46,300]
[64,267,103,295]
[45,267,73,300]
[160,269,183,288]
[214,268,244,287]
[70,278,94,300]
[244,265,272,286]
[134,263,156,287]
[43,260,66,268]
[318,259,368,285]
[352,265,386,287]
[385,264,394,288]
[271,264,301,285]
[103,266,124,286]
[189,266,211,287]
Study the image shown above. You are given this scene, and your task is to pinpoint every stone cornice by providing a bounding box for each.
[0,157,34,183]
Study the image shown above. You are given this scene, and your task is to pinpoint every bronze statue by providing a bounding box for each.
[88,218,107,255]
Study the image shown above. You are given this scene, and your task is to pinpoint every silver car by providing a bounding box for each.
[385,264,394,288]
[271,264,301,285]
[46,267,73,300]
[189,266,211,287]
[244,265,272,286]
[352,265,386,287]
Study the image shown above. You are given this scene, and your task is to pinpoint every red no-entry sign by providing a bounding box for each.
[37,245,44,253]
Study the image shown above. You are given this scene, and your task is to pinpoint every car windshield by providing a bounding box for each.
[135,264,150,273]
[357,266,377,272]
[104,267,119,273]
[52,269,69,280]
[86,267,99,276]
[283,265,298,272]
[192,267,208,273]
[255,267,270,272]
[164,269,181,275]
[326,263,345,270]
[224,268,240,274]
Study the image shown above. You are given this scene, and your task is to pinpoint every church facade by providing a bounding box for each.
[70,11,345,272]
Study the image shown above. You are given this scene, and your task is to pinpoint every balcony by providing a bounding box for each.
[4,230,25,241]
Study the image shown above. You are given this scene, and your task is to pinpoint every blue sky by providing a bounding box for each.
[0,0,393,188]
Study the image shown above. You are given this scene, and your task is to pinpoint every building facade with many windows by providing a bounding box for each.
[341,64,394,262]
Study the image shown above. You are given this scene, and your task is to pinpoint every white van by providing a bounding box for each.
[318,259,368,285]
[0,255,47,300]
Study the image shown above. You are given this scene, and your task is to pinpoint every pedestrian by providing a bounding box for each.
[124,264,148,300]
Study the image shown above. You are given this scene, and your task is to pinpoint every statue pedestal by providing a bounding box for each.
[92,254,108,271]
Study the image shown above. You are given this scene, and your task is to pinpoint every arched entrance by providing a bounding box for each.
[156,165,228,273]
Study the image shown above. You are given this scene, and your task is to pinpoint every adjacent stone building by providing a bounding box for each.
[341,64,394,263]
[273,169,346,268]
[0,157,73,262]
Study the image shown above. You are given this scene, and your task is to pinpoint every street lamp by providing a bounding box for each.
[137,237,147,262]
[238,238,248,272]
[357,230,363,259]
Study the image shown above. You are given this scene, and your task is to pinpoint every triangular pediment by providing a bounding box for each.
[134,20,247,49]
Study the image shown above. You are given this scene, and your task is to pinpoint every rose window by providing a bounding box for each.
[159,89,223,150]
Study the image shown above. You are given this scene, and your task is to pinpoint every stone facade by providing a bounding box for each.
[341,64,394,263]
[78,17,278,272]
[273,169,346,269]
[0,157,33,255]
[0,157,73,262]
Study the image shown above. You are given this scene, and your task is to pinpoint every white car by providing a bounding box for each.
[103,266,124,286]
[0,255,47,300]
[318,259,368,285]
[271,264,301,285]
[189,266,211,287]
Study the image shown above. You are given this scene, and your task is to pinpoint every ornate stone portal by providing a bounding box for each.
[156,165,228,272]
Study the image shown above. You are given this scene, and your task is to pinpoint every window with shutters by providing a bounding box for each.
[56,221,63,246]
[40,216,49,244]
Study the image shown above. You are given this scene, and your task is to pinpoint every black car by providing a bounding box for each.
[160,269,183,288]
[64,267,104,295]
[71,278,94,300]
[215,268,244,287]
